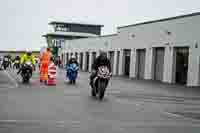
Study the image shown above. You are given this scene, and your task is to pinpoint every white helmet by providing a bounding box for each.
[71,55,76,59]
[26,49,32,53]
[26,49,32,56]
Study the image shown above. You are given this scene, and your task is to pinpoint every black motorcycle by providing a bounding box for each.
[91,66,112,100]
[2,57,9,70]
[13,60,20,69]
[21,61,33,83]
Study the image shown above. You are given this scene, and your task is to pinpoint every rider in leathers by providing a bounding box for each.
[89,50,111,87]
[17,50,36,75]
[66,56,79,76]
[67,56,79,67]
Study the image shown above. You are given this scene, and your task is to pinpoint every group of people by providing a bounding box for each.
[0,55,13,69]
[65,50,111,85]
[1,47,112,86]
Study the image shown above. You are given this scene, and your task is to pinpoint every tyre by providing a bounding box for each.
[73,80,76,84]
[22,77,26,83]
[23,75,30,84]
[91,87,96,97]
[99,88,105,100]
[69,80,72,84]
[98,81,106,100]
[26,78,30,83]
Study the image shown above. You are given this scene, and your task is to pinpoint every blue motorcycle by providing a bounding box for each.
[66,63,79,84]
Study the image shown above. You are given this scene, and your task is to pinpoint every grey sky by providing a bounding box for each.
[0,0,199,51]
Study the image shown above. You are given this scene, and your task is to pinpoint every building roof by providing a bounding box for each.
[118,12,200,29]
[43,31,99,38]
[49,21,104,27]
[99,34,117,38]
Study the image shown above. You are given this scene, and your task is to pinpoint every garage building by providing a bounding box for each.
[44,12,200,87]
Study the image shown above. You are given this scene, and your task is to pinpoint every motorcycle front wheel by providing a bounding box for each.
[22,76,30,84]
[98,79,107,100]
[91,87,96,97]
[22,78,26,83]
[72,80,76,84]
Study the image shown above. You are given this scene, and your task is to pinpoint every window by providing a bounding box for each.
[54,24,70,32]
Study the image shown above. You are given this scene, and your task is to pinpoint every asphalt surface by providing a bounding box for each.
[0,68,200,133]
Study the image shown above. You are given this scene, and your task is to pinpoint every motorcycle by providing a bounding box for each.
[66,63,79,84]
[2,57,9,70]
[13,60,20,69]
[21,61,33,83]
[91,66,112,100]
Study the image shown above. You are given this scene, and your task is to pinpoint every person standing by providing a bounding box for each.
[40,48,52,84]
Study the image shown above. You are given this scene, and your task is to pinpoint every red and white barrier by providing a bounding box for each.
[47,62,57,86]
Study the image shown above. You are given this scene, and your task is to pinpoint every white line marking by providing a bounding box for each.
[56,125,65,127]
[0,120,17,122]
[0,120,39,123]
[56,121,65,124]
[163,111,200,122]
[0,120,63,123]
[164,111,183,118]
[71,121,80,124]
[0,120,78,127]
[4,71,18,88]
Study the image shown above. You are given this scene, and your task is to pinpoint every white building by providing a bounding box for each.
[58,12,200,87]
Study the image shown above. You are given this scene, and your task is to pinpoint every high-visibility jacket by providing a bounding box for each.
[20,54,36,65]
[40,51,52,64]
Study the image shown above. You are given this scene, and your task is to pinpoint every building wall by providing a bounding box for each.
[117,15,200,48]
[64,35,119,52]
[69,24,101,35]
[61,14,200,87]
[117,15,200,86]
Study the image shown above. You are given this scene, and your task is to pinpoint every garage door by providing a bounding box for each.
[154,47,165,81]
[66,53,69,64]
[86,52,89,71]
[92,52,96,65]
[175,47,189,84]
[136,49,146,79]
[124,50,131,76]
[75,52,78,60]
[80,53,83,70]
[109,51,114,73]
[116,51,120,75]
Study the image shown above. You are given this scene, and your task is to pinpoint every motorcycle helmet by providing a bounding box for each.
[99,49,107,58]
[71,55,76,59]
[26,49,32,56]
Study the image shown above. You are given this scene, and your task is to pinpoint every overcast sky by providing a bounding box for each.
[0,0,199,51]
